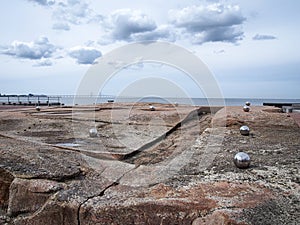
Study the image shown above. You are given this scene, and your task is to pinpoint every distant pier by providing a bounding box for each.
[0,95,62,106]
[263,102,300,109]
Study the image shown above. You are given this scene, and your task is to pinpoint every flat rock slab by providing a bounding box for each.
[0,104,299,225]
[0,135,82,180]
[0,103,204,159]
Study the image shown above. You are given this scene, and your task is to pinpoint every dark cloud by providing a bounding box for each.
[131,25,176,42]
[104,9,157,41]
[1,36,58,60]
[52,22,70,31]
[192,26,244,44]
[169,3,246,44]
[69,46,102,64]
[101,9,176,43]
[253,34,277,41]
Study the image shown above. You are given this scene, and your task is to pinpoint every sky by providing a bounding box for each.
[0,0,299,99]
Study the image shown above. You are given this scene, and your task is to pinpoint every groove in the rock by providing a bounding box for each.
[121,107,213,162]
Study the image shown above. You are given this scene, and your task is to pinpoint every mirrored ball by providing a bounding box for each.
[234,152,251,169]
[243,105,250,112]
[149,105,156,111]
[89,128,98,137]
[240,125,250,136]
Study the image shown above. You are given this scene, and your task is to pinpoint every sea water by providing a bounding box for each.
[61,96,300,107]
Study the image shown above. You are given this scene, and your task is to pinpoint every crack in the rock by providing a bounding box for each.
[76,161,144,225]
[71,117,122,125]
[77,181,119,225]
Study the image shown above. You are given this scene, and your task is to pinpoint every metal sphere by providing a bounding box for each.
[234,152,251,169]
[240,125,250,136]
[89,128,98,137]
[36,106,41,111]
[243,105,250,112]
[245,101,251,106]
[149,105,156,111]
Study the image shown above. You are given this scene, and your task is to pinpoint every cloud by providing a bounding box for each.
[102,9,157,42]
[27,0,102,29]
[169,3,246,44]
[1,36,58,60]
[68,46,102,64]
[191,26,244,44]
[33,59,53,67]
[253,34,277,41]
[52,0,102,26]
[131,25,176,42]
[52,22,70,31]
[27,0,55,6]
[214,49,225,54]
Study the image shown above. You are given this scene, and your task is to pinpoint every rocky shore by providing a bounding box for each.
[0,103,299,224]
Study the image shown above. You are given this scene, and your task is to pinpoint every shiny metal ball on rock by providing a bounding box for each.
[36,106,41,111]
[240,125,250,136]
[149,105,156,111]
[234,152,251,169]
[245,101,251,106]
[243,105,250,112]
[89,128,98,137]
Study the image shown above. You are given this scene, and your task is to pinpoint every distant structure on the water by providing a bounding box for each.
[0,93,62,106]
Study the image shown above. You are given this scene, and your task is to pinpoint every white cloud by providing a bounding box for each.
[169,3,246,44]
[52,22,70,31]
[33,59,53,67]
[52,0,103,27]
[1,36,58,60]
[102,9,157,42]
[68,46,102,64]
[26,0,102,30]
[253,34,277,41]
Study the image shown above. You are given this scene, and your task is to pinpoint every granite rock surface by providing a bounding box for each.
[0,103,299,224]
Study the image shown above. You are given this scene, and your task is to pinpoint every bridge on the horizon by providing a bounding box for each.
[0,95,117,106]
[0,95,62,106]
